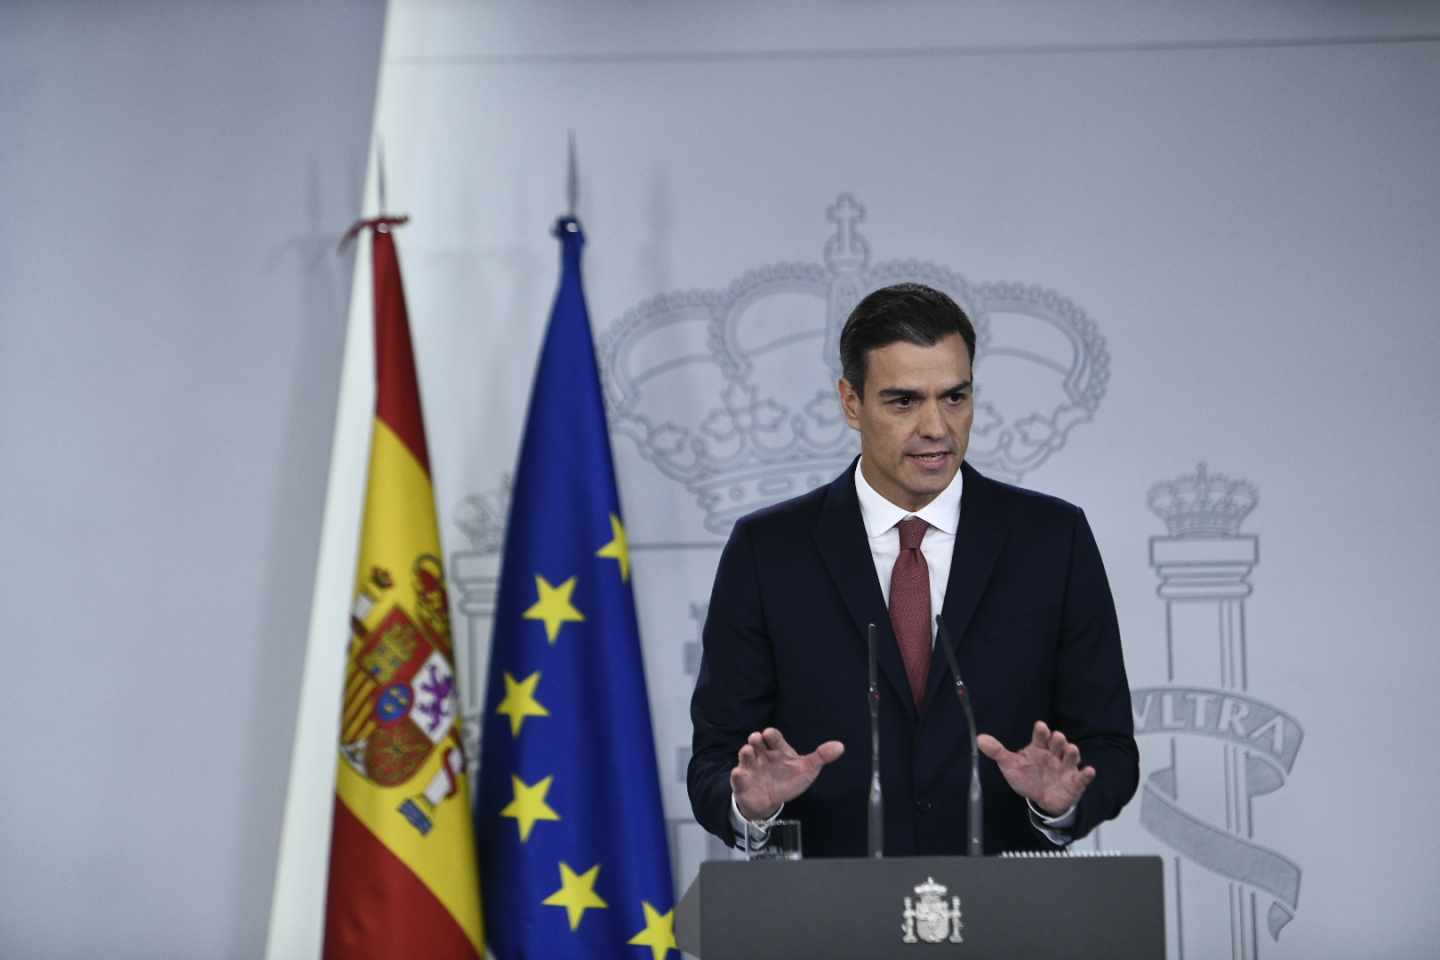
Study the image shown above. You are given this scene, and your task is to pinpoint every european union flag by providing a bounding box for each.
[478,217,676,959]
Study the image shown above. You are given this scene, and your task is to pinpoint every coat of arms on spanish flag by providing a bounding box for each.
[324,219,483,959]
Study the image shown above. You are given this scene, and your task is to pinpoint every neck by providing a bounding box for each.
[858,457,941,513]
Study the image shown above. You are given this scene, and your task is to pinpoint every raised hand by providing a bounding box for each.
[730,727,845,821]
[977,720,1095,817]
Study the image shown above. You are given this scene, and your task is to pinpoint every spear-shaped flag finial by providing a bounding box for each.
[566,130,578,220]
[376,137,388,218]
[338,136,409,253]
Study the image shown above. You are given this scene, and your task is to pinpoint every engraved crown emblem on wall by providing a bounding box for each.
[1148,462,1259,537]
[596,194,1111,534]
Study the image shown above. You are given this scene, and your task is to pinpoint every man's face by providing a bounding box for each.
[838,333,973,512]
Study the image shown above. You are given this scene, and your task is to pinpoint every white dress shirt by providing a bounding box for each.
[853,457,961,644]
[730,460,1074,847]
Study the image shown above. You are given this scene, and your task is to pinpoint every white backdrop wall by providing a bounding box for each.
[0,2,385,957]
[275,2,1440,958]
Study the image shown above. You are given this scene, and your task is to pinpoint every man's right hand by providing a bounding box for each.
[730,727,845,821]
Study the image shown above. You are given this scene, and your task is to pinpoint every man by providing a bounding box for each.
[687,282,1138,857]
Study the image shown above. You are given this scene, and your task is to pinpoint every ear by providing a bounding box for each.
[837,377,862,430]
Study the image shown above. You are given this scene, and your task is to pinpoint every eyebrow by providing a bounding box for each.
[875,380,972,400]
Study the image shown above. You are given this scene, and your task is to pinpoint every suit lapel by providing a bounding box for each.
[814,461,918,722]
[923,462,1010,708]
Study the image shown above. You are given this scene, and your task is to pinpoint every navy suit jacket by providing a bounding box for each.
[687,459,1138,857]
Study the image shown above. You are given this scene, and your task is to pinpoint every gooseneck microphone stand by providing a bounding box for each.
[936,614,983,857]
[867,622,883,858]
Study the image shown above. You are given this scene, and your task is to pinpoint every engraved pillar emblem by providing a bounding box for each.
[1136,463,1304,959]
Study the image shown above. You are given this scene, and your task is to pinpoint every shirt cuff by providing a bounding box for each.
[1026,799,1077,846]
[729,793,784,843]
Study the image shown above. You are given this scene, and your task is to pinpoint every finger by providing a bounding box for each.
[747,731,771,763]
[976,733,1008,761]
[1062,744,1081,768]
[761,727,789,755]
[1048,731,1069,760]
[812,740,845,765]
[738,743,758,768]
[1079,766,1097,786]
[1030,721,1051,749]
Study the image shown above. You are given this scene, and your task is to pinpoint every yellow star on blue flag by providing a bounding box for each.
[596,513,630,582]
[478,216,674,959]
[523,574,585,643]
[627,901,678,960]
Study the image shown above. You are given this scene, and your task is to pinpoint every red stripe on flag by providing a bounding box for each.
[324,798,479,960]
[370,229,432,474]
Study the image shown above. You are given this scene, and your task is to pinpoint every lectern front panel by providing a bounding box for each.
[681,855,1164,959]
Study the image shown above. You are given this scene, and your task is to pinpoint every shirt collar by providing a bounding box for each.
[853,457,964,538]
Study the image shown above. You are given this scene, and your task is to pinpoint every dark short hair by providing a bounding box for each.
[839,283,976,398]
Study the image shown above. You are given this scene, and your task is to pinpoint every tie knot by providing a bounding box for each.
[897,516,928,550]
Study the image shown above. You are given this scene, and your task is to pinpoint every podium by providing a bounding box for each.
[676,855,1164,959]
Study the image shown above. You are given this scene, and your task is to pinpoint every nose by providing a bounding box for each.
[917,399,945,439]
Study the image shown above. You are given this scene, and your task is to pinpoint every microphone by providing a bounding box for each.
[867,622,883,859]
[936,614,983,857]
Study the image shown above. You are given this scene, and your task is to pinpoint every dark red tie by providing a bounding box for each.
[889,516,932,706]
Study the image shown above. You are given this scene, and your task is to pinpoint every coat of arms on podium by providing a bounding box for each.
[901,876,964,945]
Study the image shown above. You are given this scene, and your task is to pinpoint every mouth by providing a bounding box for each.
[906,450,952,471]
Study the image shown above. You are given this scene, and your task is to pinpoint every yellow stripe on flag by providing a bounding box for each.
[352,421,444,605]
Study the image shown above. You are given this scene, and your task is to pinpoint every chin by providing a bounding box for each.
[898,476,949,503]
[903,462,958,487]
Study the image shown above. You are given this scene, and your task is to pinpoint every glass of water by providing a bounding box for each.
[742,819,802,861]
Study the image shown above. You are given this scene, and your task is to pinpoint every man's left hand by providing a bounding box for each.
[977,720,1095,816]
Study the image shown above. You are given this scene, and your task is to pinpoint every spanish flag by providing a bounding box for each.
[324,220,483,959]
